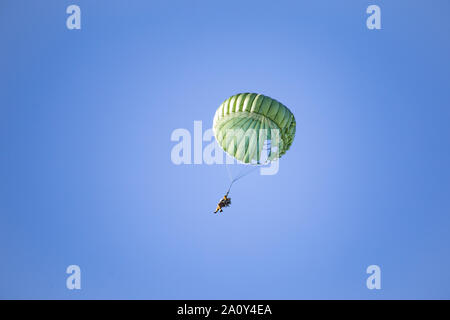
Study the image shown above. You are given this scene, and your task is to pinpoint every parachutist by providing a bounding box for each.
[214,193,231,214]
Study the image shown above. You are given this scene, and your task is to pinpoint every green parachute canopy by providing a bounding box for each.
[213,93,296,165]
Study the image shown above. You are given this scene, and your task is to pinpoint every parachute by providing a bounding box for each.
[213,93,296,165]
[212,93,296,204]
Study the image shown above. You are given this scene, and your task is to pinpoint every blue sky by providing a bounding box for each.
[1,0,449,299]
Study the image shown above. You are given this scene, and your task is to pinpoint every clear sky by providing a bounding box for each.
[1,0,449,299]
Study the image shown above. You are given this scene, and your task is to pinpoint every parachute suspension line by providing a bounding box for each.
[225,164,259,195]
[226,180,234,196]
[233,165,258,182]
[225,159,233,182]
